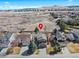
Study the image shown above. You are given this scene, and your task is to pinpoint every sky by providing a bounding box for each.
[0,0,79,10]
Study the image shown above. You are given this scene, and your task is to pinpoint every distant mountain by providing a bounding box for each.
[1,5,79,12]
[67,6,79,8]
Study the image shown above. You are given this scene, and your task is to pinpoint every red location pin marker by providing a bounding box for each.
[38,23,43,30]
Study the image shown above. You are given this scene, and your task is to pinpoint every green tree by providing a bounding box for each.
[29,40,37,53]
[34,27,39,34]
[58,21,69,31]
[63,23,68,30]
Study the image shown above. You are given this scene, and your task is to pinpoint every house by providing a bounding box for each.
[65,33,75,41]
[56,31,67,47]
[70,29,79,42]
[50,30,66,47]
[34,33,47,49]
[11,33,31,47]
[0,32,12,51]
[56,31,66,41]
[68,12,78,18]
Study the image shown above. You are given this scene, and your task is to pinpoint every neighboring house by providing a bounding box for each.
[65,33,75,41]
[56,31,66,41]
[50,30,66,47]
[70,29,79,42]
[0,32,12,49]
[34,33,47,49]
[55,31,67,47]
[68,12,77,18]
[36,33,47,41]
[14,33,31,46]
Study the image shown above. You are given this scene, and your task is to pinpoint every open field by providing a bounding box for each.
[0,12,59,32]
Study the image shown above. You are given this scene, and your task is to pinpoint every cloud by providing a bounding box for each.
[4,2,9,4]
[0,1,42,10]
[0,5,41,10]
[66,0,74,6]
